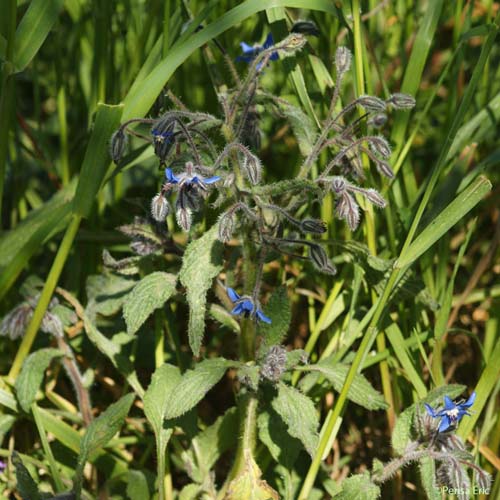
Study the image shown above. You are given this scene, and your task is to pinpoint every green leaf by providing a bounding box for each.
[225,454,279,500]
[126,470,151,500]
[337,472,380,500]
[72,103,124,218]
[179,225,223,356]
[86,273,136,317]
[74,393,135,496]
[0,182,75,301]
[12,451,42,500]
[257,409,301,469]
[259,286,291,351]
[83,315,144,398]
[278,101,317,156]
[397,176,492,268]
[123,272,177,335]
[208,303,240,333]
[164,358,230,420]
[304,361,388,410]
[15,348,63,412]
[13,0,65,72]
[185,407,238,483]
[272,382,319,457]
[391,406,415,455]
[419,457,440,500]
[143,364,181,461]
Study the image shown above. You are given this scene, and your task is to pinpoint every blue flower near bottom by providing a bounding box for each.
[227,287,271,323]
[424,392,476,433]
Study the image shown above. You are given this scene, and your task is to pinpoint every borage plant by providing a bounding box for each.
[3,29,489,500]
[103,33,414,499]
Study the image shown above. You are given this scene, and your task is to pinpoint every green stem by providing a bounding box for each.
[217,392,258,499]
[0,0,17,227]
[299,268,399,499]
[156,434,166,500]
[8,215,82,380]
[32,403,65,492]
[155,311,165,368]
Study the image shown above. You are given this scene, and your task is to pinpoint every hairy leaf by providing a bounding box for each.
[164,358,230,420]
[15,348,63,412]
[126,470,151,500]
[179,225,223,356]
[337,472,380,499]
[419,457,440,500]
[12,452,42,500]
[74,393,135,495]
[86,273,136,317]
[272,382,318,457]
[123,272,177,334]
[259,286,291,352]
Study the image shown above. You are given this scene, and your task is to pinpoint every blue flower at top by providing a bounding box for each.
[165,167,220,190]
[227,287,271,324]
[424,392,476,433]
[236,33,279,69]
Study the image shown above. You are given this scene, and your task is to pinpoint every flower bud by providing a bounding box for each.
[260,345,287,382]
[151,118,175,164]
[335,46,352,75]
[276,33,307,55]
[218,211,236,243]
[387,93,416,109]
[176,205,192,231]
[335,192,360,231]
[363,188,387,208]
[367,113,387,128]
[242,151,262,185]
[375,159,395,179]
[109,129,128,163]
[369,136,392,158]
[331,176,347,194]
[309,244,337,275]
[151,193,170,222]
[358,95,386,112]
[300,218,327,234]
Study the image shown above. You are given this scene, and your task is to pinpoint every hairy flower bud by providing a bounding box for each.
[358,95,386,112]
[335,192,360,231]
[331,176,347,194]
[368,113,387,128]
[218,211,236,243]
[176,205,192,231]
[151,118,175,164]
[276,33,307,55]
[110,129,128,163]
[151,193,170,222]
[375,159,395,179]
[261,345,287,382]
[300,218,327,234]
[369,136,392,158]
[387,93,416,110]
[363,188,387,208]
[335,46,352,75]
[242,152,262,185]
[309,244,337,275]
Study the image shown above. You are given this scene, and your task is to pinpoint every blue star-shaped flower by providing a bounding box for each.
[227,287,271,323]
[424,392,476,433]
[236,33,279,69]
[165,167,220,190]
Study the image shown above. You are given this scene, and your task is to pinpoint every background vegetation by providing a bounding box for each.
[0,0,499,499]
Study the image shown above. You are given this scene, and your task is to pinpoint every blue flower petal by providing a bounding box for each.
[165,168,179,184]
[240,299,254,313]
[240,42,255,54]
[204,175,221,184]
[263,33,274,49]
[256,309,272,324]
[227,287,240,302]
[438,416,452,433]
[231,303,245,315]
[443,396,455,411]
[462,392,476,408]
[424,403,437,418]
